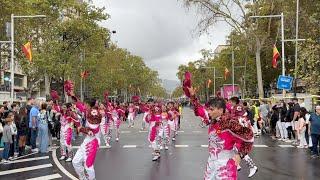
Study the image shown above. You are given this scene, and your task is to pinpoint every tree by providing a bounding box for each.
[182,0,282,98]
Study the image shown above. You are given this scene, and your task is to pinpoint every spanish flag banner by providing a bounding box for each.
[272,44,280,68]
[22,42,32,62]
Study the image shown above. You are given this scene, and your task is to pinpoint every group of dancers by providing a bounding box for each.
[48,70,259,180]
[50,80,182,180]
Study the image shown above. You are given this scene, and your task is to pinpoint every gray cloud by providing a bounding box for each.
[93,0,230,80]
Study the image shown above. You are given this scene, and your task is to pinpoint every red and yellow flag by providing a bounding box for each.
[224,67,230,80]
[22,42,32,62]
[80,70,89,79]
[272,44,280,68]
[207,79,212,88]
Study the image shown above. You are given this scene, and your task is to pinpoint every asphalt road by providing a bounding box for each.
[1,107,320,180]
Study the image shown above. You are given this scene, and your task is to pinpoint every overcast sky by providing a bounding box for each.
[93,0,231,81]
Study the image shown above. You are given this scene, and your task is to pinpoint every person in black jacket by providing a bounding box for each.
[17,107,29,156]
[286,102,295,142]
[271,104,279,138]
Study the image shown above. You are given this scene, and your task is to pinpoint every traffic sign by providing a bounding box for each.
[277,75,293,90]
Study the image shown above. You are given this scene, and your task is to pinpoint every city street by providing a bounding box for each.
[1,108,319,180]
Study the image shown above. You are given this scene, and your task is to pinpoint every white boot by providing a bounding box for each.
[66,157,72,162]
[59,156,66,160]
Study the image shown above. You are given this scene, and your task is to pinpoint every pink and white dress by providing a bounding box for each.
[60,110,80,158]
[72,108,102,180]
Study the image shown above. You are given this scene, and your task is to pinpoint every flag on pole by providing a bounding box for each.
[272,44,280,68]
[22,42,32,62]
[224,67,230,80]
[80,70,89,79]
[207,79,212,88]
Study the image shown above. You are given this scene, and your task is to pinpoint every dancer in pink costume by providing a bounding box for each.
[127,103,135,128]
[141,103,150,130]
[167,102,179,141]
[183,72,253,180]
[158,104,170,150]
[72,98,102,180]
[59,103,80,162]
[146,104,162,161]
[99,103,111,148]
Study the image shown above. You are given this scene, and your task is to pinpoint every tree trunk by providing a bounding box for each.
[255,39,264,98]
[44,74,50,97]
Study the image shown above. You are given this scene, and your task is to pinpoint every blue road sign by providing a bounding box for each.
[277,75,293,90]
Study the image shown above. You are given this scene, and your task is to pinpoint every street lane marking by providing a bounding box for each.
[175,145,189,148]
[0,164,52,176]
[177,130,184,133]
[279,145,295,148]
[254,145,268,147]
[193,131,203,133]
[123,145,137,148]
[139,130,148,133]
[121,131,131,133]
[26,173,62,180]
[72,145,108,149]
[1,156,49,164]
[201,145,208,148]
[52,148,78,180]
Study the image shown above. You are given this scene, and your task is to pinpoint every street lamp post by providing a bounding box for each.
[10,14,46,103]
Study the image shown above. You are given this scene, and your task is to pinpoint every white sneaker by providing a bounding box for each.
[1,159,9,164]
[59,156,66,160]
[297,145,304,149]
[237,165,241,171]
[248,166,258,178]
[285,139,292,143]
[116,138,119,142]
[165,146,169,150]
[172,138,176,141]
[8,157,14,160]
[278,138,283,141]
[152,155,159,161]
[66,157,72,162]
[160,146,163,150]
[31,148,39,153]
[106,144,111,149]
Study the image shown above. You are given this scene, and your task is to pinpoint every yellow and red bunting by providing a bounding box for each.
[22,41,32,62]
[272,44,280,68]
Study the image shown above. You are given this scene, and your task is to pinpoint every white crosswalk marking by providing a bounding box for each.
[26,173,62,180]
[2,156,49,164]
[0,164,52,176]
[201,145,208,148]
[123,145,137,148]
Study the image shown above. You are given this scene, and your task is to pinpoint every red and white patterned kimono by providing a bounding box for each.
[72,107,102,180]
[190,95,254,180]
[168,108,179,140]
[60,109,80,159]
[141,105,150,130]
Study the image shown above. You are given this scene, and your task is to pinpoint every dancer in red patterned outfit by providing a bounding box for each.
[72,98,102,180]
[183,72,254,180]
